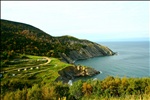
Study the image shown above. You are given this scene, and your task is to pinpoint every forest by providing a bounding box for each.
[1,76,150,100]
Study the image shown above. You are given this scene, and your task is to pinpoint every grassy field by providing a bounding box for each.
[1,55,72,84]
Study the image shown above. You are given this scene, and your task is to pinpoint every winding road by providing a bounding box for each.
[39,57,51,66]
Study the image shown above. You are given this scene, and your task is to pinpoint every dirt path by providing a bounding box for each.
[3,57,51,72]
[39,57,51,66]
[19,57,52,76]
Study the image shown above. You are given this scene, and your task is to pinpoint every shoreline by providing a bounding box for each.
[55,65,101,83]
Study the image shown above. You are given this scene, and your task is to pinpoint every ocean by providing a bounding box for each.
[75,41,150,80]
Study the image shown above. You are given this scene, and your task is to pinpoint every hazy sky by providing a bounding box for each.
[1,1,149,42]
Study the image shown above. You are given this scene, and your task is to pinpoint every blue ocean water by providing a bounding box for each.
[75,41,150,80]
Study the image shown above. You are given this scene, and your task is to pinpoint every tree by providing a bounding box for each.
[27,84,42,100]
[69,80,83,99]
[82,82,93,96]
[42,83,56,100]
[55,82,69,100]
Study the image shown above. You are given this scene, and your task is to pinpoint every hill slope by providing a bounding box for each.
[1,19,115,63]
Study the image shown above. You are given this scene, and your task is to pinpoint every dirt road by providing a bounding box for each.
[2,57,51,72]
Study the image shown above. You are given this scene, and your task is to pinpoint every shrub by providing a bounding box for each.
[82,82,93,96]
[54,82,69,100]
[42,83,56,100]
[69,80,83,99]
[27,84,42,100]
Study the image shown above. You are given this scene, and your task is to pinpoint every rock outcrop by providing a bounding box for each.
[55,65,100,83]
[59,40,115,63]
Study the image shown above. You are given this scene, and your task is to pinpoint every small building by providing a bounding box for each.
[68,80,73,86]
[12,74,15,76]
[93,78,98,81]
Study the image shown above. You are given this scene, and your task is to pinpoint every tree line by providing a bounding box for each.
[1,76,150,100]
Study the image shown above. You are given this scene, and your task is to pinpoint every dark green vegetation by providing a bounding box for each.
[1,19,115,63]
[1,76,150,100]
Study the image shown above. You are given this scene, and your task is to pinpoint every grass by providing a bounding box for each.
[25,55,42,59]
[1,54,72,84]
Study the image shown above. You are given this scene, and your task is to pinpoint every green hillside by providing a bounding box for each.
[1,19,57,58]
[1,19,115,64]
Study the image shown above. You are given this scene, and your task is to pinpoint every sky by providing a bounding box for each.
[1,1,150,42]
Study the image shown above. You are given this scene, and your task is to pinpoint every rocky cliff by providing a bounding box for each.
[59,38,115,63]
[55,65,100,83]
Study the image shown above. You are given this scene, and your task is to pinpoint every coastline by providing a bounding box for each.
[55,65,100,83]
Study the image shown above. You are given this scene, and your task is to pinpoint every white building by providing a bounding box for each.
[68,80,73,86]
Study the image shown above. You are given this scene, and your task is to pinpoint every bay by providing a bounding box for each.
[75,41,150,80]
